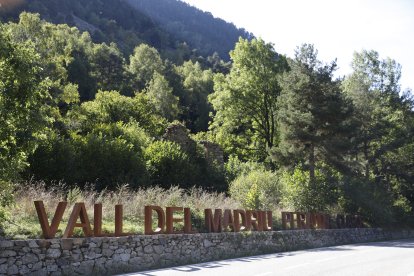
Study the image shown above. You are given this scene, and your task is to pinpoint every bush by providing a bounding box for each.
[144,141,194,188]
[27,122,150,190]
[0,181,14,228]
[229,169,282,210]
[281,165,340,212]
[224,154,265,183]
[337,176,413,226]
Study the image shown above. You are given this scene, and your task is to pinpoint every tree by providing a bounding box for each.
[209,38,287,160]
[274,44,354,186]
[68,90,167,136]
[144,72,179,121]
[0,25,51,181]
[342,50,414,222]
[175,61,214,132]
[5,13,86,104]
[89,42,126,92]
[342,50,407,179]
[127,44,164,91]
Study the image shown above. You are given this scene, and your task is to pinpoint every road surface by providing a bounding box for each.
[122,239,414,276]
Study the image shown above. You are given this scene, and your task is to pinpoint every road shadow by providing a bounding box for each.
[124,247,352,276]
[361,238,414,249]
[120,239,413,275]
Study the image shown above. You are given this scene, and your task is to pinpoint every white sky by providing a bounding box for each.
[181,0,414,91]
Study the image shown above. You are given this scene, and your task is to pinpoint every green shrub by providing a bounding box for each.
[229,169,282,210]
[281,165,340,212]
[0,181,14,227]
[224,155,265,183]
[144,141,194,188]
[27,122,149,190]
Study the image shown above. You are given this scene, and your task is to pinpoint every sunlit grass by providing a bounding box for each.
[3,181,249,239]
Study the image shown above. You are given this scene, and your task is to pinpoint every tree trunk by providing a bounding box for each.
[309,144,316,187]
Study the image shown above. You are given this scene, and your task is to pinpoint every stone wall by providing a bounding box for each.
[1,228,414,275]
[163,124,196,155]
[163,123,224,167]
[199,140,224,167]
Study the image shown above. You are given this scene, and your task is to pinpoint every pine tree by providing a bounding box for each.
[274,44,354,185]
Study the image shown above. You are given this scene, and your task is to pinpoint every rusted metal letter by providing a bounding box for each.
[115,204,130,236]
[63,202,92,238]
[144,206,165,235]
[233,210,247,232]
[336,214,345,228]
[222,209,235,232]
[246,210,260,231]
[261,211,272,231]
[184,208,195,233]
[310,213,329,229]
[166,207,183,234]
[94,203,103,237]
[34,201,67,239]
[296,212,309,229]
[204,209,222,232]
[281,212,294,230]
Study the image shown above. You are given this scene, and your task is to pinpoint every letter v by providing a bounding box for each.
[34,201,67,239]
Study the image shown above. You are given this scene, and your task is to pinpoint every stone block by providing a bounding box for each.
[0,250,16,257]
[102,248,114,257]
[143,245,153,254]
[22,253,39,264]
[37,240,51,249]
[46,248,61,258]
[0,240,14,248]
[7,264,18,275]
[153,245,164,254]
[0,264,7,274]
[28,240,39,248]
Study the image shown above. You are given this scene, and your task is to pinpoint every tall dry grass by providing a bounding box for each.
[4,180,243,239]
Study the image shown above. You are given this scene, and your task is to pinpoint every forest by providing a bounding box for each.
[0,2,414,238]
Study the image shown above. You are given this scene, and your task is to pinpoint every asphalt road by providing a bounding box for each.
[122,239,414,276]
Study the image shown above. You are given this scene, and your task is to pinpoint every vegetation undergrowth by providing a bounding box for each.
[1,181,243,239]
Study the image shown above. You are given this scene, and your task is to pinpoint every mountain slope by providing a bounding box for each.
[125,0,253,59]
[0,0,252,60]
[0,0,170,54]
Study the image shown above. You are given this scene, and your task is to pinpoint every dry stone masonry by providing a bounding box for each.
[1,228,414,275]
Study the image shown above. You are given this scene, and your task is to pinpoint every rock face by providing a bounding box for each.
[0,229,413,275]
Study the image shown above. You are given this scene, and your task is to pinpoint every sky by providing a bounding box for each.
[181,0,414,91]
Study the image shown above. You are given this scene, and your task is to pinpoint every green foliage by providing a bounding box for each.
[128,44,165,91]
[209,38,288,160]
[229,169,282,210]
[89,42,126,92]
[0,181,14,225]
[224,155,265,183]
[281,165,340,212]
[0,24,51,181]
[274,44,354,185]
[71,90,167,136]
[144,141,192,188]
[1,4,414,228]
[175,61,214,132]
[27,123,150,190]
[340,50,414,225]
[145,72,179,121]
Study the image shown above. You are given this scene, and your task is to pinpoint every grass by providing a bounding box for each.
[1,181,246,239]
